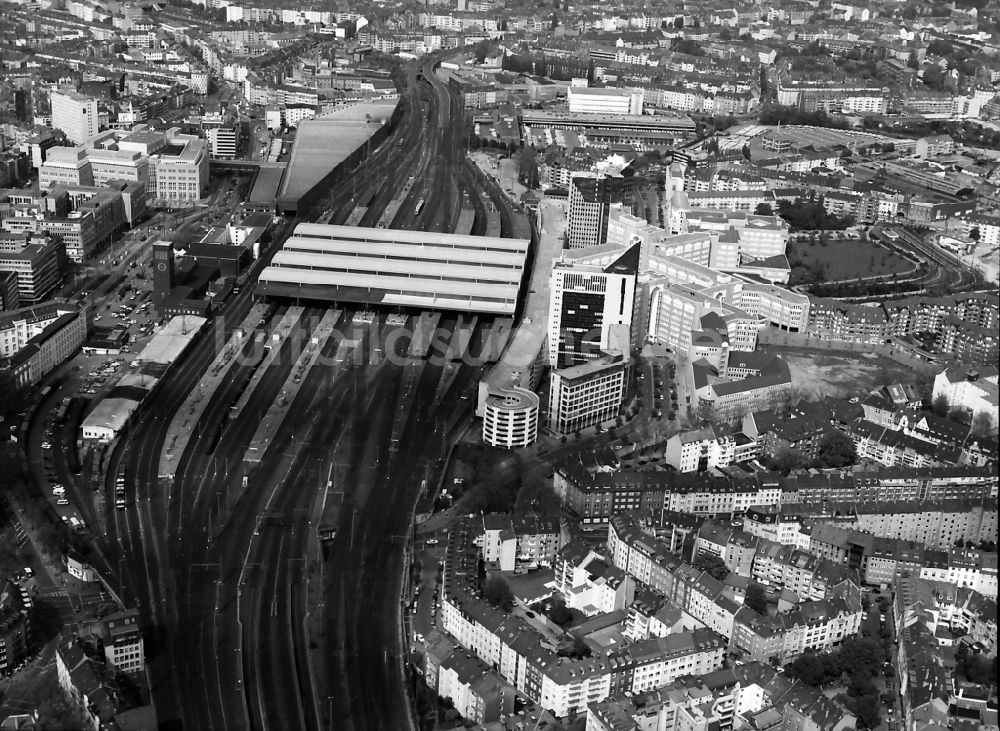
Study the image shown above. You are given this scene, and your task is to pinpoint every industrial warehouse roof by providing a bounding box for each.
[258,224,530,315]
[521,109,695,132]
[278,101,398,204]
[137,315,207,366]
[81,397,140,434]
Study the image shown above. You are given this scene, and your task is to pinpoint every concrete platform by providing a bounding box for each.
[243,309,341,465]
[158,304,271,479]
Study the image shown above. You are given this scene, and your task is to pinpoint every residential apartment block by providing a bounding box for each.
[437,520,726,718]
[607,514,864,664]
[475,513,561,571]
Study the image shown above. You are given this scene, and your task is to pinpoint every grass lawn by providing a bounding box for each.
[789,238,914,283]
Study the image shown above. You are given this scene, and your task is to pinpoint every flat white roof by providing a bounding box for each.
[81,397,140,433]
[138,315,207,366]
[291,223,529,252]
[569,87,634,96]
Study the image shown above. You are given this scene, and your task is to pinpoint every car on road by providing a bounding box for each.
[41,441,51,449]
[426,538,439,546]
[52,486,66,496]
[56,498,70,506]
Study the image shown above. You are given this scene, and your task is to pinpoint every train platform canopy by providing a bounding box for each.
[257,223,530,315]
[276,100,399,214]
[138,315,207,366]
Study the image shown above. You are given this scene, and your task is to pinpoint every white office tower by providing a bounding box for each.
[50,89,99,145]
[548,245,639,369]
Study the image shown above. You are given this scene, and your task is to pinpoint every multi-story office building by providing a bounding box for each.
[38,147,95,189]
[0,302,76,358]
[0,232,63,304]
[567,172,630,249]
[205,125,240,158]
[693,352,793,423]
[567,86,644,116]
[148,135,209,204]
[0,271,19,311]
[547,246,637,368]
[50,88,99,144]
[0,303,87,390]
[86,147,149,187]
[646,282,760,356]
[548,353,629,434]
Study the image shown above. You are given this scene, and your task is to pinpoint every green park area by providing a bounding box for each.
[788,237,915,285]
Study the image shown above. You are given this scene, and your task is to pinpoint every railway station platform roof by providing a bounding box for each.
[276,101,399,214]
[257,224,530,315]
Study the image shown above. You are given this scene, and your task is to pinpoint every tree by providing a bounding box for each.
[971,410,995,437]
[969,227,980,243]
[694,552,730,581]
[548,598,573,626]
[923,64,947,91]
[483,576,514,611]
[815,430,857,468]
[838,637,884,679]
[956,649,996,685]
[786,653,825,686]
[741,144,752,161]
[850,692,882,729]
[931,393,949,417]
[768,446,806,476]
[755,202,774,215]
[745,583,768,615]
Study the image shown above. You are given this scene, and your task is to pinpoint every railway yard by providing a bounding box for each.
[22,54,530,731]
